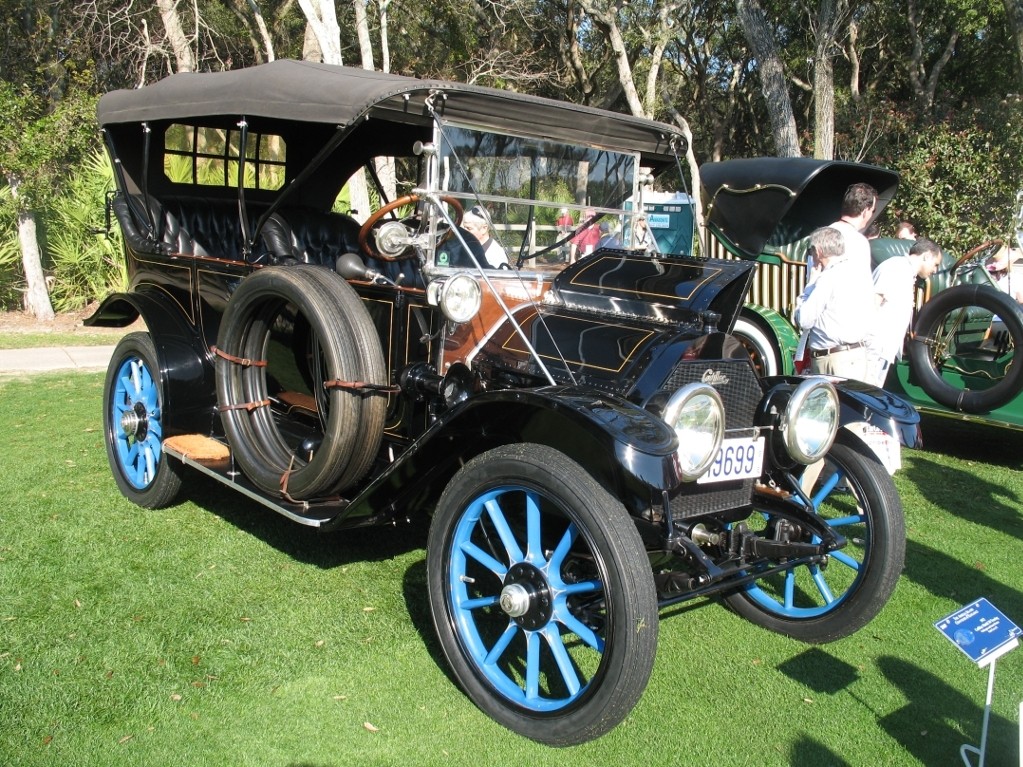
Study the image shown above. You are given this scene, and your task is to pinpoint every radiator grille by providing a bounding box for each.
[664,359,764,520]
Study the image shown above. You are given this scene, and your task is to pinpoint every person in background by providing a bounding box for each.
[461,207,508,268]
[895,221,917,240]
[633,215,659,252]
[985,245,1023,303]
[570,208,601,262]
[808,182,878,276]
[596,221,621,249]
[556,207,574,261]
[866,237,943,387]
[794,226,873,380]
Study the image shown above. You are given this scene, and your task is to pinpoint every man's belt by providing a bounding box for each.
[809,341,864,359]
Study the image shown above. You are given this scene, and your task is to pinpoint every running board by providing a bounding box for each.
[162,437,346,527]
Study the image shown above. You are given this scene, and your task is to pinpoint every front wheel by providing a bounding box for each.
[724,437,905,643]
[103,332,184,508]
[426,444,658,746]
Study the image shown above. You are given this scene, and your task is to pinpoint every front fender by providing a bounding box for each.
[86,291,215,434]
[760,374,921,448]
[330,387,681,529]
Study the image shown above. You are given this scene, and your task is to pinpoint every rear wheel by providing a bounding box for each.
[724,438,905,643]
[426,444,658,746]
[103,332,184,508]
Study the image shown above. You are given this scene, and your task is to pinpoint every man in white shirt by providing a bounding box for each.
[866,238,943,386]
[794,227,873,380]
[806,183,878,278]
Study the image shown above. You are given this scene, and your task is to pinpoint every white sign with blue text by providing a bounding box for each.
[935,597,1021,666]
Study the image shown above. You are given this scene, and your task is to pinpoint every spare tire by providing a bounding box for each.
[215,265,387,499]
[906,283,1023,413]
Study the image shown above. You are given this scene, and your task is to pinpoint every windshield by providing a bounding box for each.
[434,124,644,266]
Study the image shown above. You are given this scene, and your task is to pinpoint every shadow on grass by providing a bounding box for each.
[777,647,861,695]
[903,452,1023,541]
[788,735,850,767]
[177,472,430,569]
[902,537,1023,619]
[874,656,1019,766]
[917,413,1023,469]
[401,558,450,681]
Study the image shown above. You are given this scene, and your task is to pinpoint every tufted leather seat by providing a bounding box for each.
[113,194,424,283]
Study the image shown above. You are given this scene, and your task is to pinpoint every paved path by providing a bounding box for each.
[0,345,116,375]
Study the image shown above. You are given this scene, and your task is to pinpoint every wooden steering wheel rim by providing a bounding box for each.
[358,194,464,261]
[952,238,1004,273]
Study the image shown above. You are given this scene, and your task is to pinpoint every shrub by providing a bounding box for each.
[46,150,126,312]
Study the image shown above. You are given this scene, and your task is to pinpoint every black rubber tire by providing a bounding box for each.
[215,265,387,499]
[724,437,905,643]
[907,283,1023,413]
[103,331,184,509]
[426,444,658,746]
[733,314,782,377]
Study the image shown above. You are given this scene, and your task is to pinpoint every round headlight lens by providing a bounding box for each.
[781,377,839,464]
[439,272,482,324]
[662,383,725,481]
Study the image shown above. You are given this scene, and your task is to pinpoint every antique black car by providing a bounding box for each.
[88,60,919,746]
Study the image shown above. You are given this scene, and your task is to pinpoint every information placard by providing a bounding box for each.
[935,597,1021,666]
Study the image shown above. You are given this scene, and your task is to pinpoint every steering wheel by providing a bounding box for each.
[358,194,464,260]
[951,238,1004,275]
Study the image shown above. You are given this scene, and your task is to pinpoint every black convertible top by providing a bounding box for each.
[97,59,684,161]
[700,157,900,258]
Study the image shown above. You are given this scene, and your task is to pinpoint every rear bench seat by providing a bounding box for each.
[113,194,405,280]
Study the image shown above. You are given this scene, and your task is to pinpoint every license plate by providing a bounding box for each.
[697,436,765,484]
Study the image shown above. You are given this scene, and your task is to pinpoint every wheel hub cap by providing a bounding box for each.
[120,401,148,441]
[501,563,553,630]
[499,583,530,617]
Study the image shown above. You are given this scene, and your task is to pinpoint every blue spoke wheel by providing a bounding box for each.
[426,444,657,746]
[725,436,905,643]
[103,332,183,508]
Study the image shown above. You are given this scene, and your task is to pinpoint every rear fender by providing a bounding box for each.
[329,388,681,529]
[86,292,215,434]
[739,304,800,375]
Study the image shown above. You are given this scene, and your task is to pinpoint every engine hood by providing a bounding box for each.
[471,251,756,391]
[548,250,757,332]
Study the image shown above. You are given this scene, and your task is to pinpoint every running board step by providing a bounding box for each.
[162,435,344,526]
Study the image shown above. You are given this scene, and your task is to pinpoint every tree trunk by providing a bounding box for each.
[354,0,374,69]
[379,0,391,74]
[297,0,343,65]
[811,0,845,160]
[155,0,196,73]
[245,0,276,61]
[906,0,959,112]
[735,0,801,157]
[1004,0,1023,87]
[17,210,55,321]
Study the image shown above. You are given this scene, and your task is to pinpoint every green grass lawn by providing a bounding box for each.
[0,332,125,349]
[1,374,1021,766]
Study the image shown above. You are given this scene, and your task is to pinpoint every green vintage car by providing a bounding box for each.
[701,158,1023,431]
